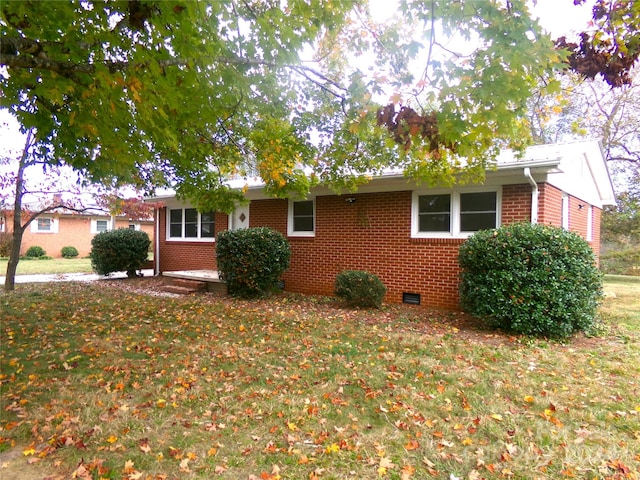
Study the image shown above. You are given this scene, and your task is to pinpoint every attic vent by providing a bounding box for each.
[402,292,421,305]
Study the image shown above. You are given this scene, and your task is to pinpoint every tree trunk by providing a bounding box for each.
[4,130,33,292]
[4,227,25,292]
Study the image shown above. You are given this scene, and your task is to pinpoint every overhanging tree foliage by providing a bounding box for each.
[0,127,155,291]
[2,1,638,208]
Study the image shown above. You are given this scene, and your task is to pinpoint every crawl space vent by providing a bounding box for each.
[402,292,421,305]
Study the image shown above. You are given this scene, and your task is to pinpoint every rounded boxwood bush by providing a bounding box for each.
[61,246,79,258]
[25,245,46,258]
[91,228,151,277]
[216,227,291,298]
[335,270,387,308]
[459,223,603,338]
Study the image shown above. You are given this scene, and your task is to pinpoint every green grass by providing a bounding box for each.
[0,257,94,275]
[0,278,638,479]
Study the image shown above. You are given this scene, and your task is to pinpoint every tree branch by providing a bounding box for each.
[1,49,347,99]
[0,52,188,75]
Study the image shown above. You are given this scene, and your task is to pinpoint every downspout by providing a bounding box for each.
[154,207,160,276]
[524,167,539,224]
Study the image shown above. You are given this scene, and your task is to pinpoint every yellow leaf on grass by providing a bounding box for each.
[22,448,36,456]
[106,435,118,444]
[524,396,535,403]
[490,414,503,422]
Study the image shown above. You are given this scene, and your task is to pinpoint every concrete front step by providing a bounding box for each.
[169,278,207,291]
[160,277,208,295]
[160,271,228,296]
[160,284,201,295]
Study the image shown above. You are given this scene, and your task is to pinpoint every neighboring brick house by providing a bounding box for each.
[148,141,615,309]
[0,211,154,258]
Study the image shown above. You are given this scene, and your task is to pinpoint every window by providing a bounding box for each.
[418,194,451,232]
[167,208,215,241]
[587,206,593,241]
[561,193,569,230]
[96,220,108,233]
[38,218,51,231]
[31,217,58,233]
[412,189,500,238]
[460,192,497,232]
[90,218,110,234]
[288,199,315,237]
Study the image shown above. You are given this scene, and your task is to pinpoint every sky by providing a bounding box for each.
[0,0,599,205]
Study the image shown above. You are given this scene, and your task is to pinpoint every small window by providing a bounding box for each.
[167,208,216,241]
[288,199,315,236]
[418,194,451,232]
[586,206,593,241]
[31,217,58,233]
[200,212,215,238]
[460,192,497,232]
[184,208,198,238]
[37,218,52,231]
[169,209,183,238]
[96,220,108,233]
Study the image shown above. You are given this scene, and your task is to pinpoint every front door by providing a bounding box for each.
[229,203,250,231]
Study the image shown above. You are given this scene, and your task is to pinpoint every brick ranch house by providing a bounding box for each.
[148,141,615,309]
[0,210,154,259]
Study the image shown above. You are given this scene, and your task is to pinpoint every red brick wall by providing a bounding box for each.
[537,182,603,260]
[156,182,604,309]
[538,183,563,227]
[250,192,464,309]
[502,184,532,224]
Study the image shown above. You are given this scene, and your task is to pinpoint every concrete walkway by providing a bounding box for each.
[0,269,155,285]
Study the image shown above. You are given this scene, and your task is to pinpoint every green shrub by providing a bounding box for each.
[61,246,79,258]
[459,223,603,338]
[334,270,387,308]
[0,232,12,257]
[91,228,151,277]
[25,245,46,258]
[216,227,291,298]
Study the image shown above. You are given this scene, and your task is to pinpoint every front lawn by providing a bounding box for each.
[0,257,94,275]
[1,279,638,479]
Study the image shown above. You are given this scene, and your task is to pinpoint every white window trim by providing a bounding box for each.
[411,187,502,239]
[31,217,58,234]
[586,205,593,241]
[561,193,570,230]
[91,218,111,234]
[288,198,316,237]
[166,207,216,243]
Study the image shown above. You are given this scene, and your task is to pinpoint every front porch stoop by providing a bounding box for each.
[160,270,227,295]
[160,277,207,295]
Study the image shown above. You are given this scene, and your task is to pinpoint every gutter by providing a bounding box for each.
[524,167,539,224]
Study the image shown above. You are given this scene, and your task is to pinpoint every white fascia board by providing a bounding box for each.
[545,141,616,208]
